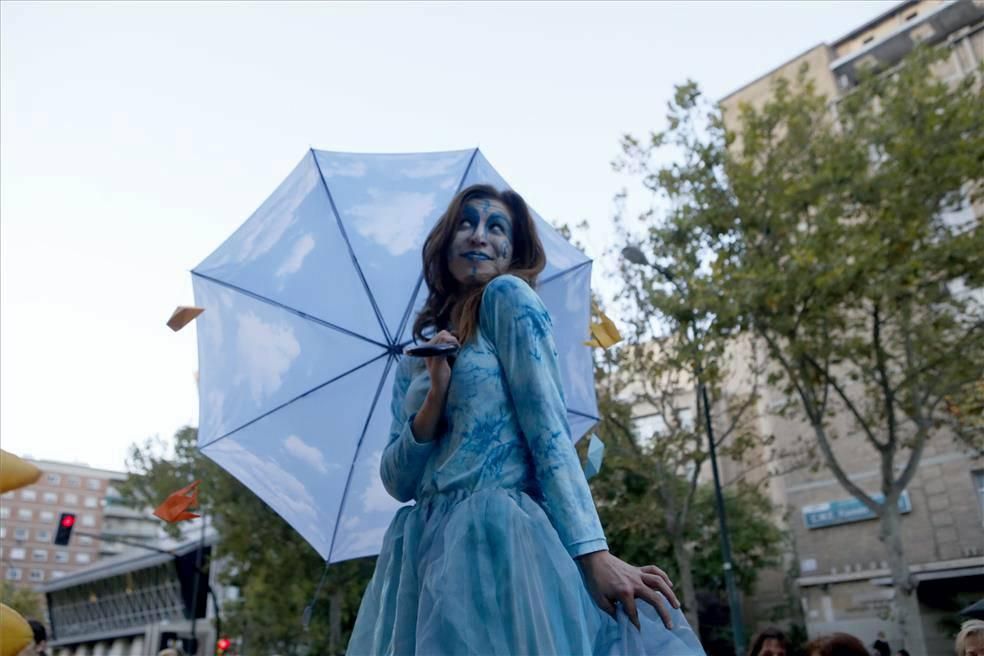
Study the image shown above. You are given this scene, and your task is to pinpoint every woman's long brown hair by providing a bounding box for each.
[412,184,546,345]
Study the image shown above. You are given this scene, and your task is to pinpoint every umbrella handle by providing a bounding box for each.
[403,343,460,358]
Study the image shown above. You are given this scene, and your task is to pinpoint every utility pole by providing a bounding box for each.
[623,245,747,655]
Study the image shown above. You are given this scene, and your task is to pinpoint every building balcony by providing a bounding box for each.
[831,0,984,89]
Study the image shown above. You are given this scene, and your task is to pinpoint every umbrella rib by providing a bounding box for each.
[395,275,424,345]
[568,408,602,422]
[198,352,390,449]
[326,353,397,563]
[311,149,394,346]
[191,272,391,350]
[393,148,480,344]
[538,258,593,287]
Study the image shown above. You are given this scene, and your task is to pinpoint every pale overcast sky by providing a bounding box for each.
[1,1,893,471]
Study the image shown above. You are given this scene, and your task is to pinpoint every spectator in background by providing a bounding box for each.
[803,633,869,656]
[748,627,789,656]
[956,619,984,656]
[873,631,891,656]
[20,619,48,656]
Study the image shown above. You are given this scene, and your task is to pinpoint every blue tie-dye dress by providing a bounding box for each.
[346,275,705,656]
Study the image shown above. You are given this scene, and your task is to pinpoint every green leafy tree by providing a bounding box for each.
[589,340,784,636]
[0,580,45,623]
[119,426,374,656]
[599,89,793,634]
[618,45,983,654]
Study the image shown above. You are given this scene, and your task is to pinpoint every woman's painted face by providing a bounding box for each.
[448,197,514,286]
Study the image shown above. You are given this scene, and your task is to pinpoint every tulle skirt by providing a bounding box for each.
[346,487,706,655]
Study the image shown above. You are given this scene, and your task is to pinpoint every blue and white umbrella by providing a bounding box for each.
[191,148,598,563]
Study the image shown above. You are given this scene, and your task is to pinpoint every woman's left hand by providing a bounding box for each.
[577,550,680,631]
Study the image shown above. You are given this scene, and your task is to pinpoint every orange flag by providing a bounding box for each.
[154,480,201,523]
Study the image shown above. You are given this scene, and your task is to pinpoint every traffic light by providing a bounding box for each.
[54,512,76,546]
[216,637,231,654]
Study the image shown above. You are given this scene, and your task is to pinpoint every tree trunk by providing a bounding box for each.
[672,536,700,633]
[329,590,343,654]
[880,502,926,656]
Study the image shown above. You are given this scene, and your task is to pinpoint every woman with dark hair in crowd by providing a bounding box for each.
[803,633,869,656]
[748,627,789,656]
[346,184,705,655]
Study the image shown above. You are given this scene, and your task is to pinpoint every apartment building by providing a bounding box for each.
[710,2,984,654]
[0,458,159,588]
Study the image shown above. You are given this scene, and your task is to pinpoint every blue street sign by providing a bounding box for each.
[802,491,912,529]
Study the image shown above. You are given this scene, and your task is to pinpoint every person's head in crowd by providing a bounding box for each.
[803,632,869,656]
[956,619,984,656]
[748,627,789,656]
[23,619,47,656]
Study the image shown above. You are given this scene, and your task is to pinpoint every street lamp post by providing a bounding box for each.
[622,245,747,656]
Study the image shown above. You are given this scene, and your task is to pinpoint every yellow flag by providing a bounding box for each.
[583,304,622,349]
[0,603,34,656]
[0,450,41,494]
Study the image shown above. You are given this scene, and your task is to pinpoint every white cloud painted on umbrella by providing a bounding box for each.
[399,155,468,179]
[204,438,328,547]
[360,450,405,513]
[233,312,301,405]
[321,159,368,178]
[275,233,316,280]
[283,434,334,475]
[345,189,437,257]
[208,163,318,269]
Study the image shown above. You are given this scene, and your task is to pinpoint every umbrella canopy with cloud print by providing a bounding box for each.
[192,148,598,563]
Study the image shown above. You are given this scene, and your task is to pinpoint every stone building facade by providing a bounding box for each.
[705,2,984,654]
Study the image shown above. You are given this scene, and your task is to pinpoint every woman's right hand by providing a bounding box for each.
[422,330,459,395]
[410,330,459,443]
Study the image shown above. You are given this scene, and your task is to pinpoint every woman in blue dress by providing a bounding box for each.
[347,184,705,656]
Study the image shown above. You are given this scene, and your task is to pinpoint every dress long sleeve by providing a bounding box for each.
[479,274,608,558]
[380,357,437,503]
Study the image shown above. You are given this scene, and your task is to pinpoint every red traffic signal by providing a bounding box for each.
[216,637,232,653]
[54,512,76,546]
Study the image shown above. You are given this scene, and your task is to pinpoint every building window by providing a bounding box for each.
[32,549,47,562]
[5,568,22,581]
[9,548,26,561]
[63,493,78,505]
[21,490,37,501]
[0,507,8,519]
[43,492,58,504]
[76,553,91,564]
[67,476,81,488]
[39,510,54,523]
[1,491,15,499]
[81,514,96,527]
[55,551,69,563]
[29,569,45,582]
[36,530,51,542]
[84,496,98,508]
[78,536,93,546]
[51,570,65,579]
[17,509,32,521]
[0,527,5,539]
[86,478,101,491]
[14,528,29,541]
[46,473,60,485]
